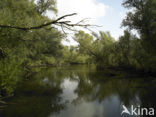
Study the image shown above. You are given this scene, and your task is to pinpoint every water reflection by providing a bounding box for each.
[0,65,156,117]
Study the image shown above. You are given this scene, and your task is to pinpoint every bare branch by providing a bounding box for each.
[0,13,77,30]
[0,13,101,32]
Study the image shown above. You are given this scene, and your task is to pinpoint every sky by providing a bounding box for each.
[48,0,128,45]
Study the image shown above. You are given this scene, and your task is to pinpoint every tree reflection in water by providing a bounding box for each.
[0,65,156,117]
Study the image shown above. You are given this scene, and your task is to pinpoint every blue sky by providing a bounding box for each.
[97,0,127,39]
[48,0,128,44]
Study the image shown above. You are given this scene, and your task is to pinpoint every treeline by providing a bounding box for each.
[71,0,156,73]
[0,0,156,96]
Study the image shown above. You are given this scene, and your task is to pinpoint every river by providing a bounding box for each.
[0,65,156,117]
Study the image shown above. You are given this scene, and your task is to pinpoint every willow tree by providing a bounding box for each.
[122,0,156,72]
[0,0,96,96]
[74,31,115,67]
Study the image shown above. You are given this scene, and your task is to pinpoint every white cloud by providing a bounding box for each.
[47,0,111,45]
[56,0,109,24]
[46,0,109,45]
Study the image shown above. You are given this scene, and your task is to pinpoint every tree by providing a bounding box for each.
[122,0,156,72]
[122,0,156,53]
[0,0,63,96]
[36,0,57,15]
[74,31,116,67]
[92,31,115,66]
[74,31,95,56]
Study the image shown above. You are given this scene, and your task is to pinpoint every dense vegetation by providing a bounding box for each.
[75,0,156,72]
[0,0,64,96]
[0,0,156,97]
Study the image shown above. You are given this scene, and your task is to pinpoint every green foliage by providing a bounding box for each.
[0,0,63,95]
[75,31,94,55]
[75,28,156,72]
[0,0,63,65]
[0,0,156,97]
[62,46,90,64]
[122,0,156,71]
[36,0,57,14]
[73,0,156,72]
[75,31,116,66]
[122,0,156,53]
[0,58,23,95]
[92,31,115,66]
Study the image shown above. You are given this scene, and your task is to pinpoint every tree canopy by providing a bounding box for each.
[0,0,156,97]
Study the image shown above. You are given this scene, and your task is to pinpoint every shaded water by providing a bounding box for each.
[0,65,156,117]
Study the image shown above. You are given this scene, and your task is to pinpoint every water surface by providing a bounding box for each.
[0,65,156,117]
